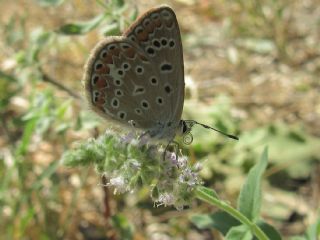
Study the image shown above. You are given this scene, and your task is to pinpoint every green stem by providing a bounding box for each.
[195,187,269,240]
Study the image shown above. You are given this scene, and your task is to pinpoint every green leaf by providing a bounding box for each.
[225,225,252,240]
[237,147,268,221]
[306,215,320,240]
[100,22,120,36]
[111,214,133,240]
[256,221,282,240]
[196,186,220,199]
[130,7,138,21]
[35,0,64,7]
[31,160,60,190]
[191,211,240,235]
[19,207,36,233]
[55,99,72,119]
[16,118,37,156]
[58,14,105,35]
[112,0,125,7]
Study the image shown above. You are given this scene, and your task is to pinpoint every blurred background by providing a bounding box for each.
[0,0,319,239]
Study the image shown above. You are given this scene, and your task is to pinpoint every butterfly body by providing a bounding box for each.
[83,5,185,141]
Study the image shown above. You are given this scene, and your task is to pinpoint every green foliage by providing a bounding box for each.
[35,0,65,7]
[0,0,318,239]
[0,2,140,238]
[111,214,134,240]
[58,14,106,35]
[225,225,252,240]
[57,0,137,36]
[193,147,281,240]
[306,216,320,240]
[191,211,240,235]
[291,215,320,240]
[62,131,203,209]
[256,221,282,240]
[228,0,293,60]
[237,147,268,221]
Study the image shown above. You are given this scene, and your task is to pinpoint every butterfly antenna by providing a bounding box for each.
[185,120,239,140]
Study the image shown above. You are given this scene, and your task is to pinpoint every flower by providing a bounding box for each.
[108,176,128,194]
[63,131,203,209]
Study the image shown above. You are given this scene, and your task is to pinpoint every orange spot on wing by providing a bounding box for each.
[96,93,106,106]
[138,54,148,62]
[95,65,110,74]
[137,30,149,42]
[124,48,136,59]
[165,19,174,28]
[154,19,162,28]
[146,23,156,33]
[102,55,113,64]
[110,48,120,57]
[96,77,107,88]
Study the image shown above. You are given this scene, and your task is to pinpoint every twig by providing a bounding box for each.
[101,175,112,219]
[39,67,83,100]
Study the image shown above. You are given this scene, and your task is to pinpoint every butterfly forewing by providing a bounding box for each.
[84,37,165,129]
[124,6,185,127]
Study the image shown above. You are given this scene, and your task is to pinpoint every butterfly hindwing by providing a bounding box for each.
[84,37,171,130]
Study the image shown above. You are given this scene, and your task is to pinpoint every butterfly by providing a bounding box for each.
[83,5,238,149]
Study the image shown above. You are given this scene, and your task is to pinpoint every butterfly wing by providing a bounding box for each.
[124,5,185,129]
[83,6,184,139]
[84,37,171,130]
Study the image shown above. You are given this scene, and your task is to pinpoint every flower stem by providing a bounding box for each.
[195,187,269,240]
